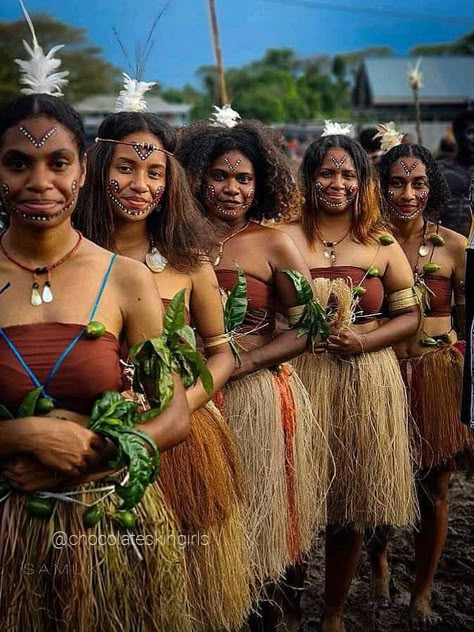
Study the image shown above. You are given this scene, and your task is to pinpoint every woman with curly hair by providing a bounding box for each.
[176,115,328,632]
[367,142,474,627]
[74,109,253,632]
[278,127,419,632]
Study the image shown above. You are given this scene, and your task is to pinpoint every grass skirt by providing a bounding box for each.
[158,402,252,631]
[293,348,417,531]
[219,364,327,588]
[0,477,190,632]
[399,344,474,470]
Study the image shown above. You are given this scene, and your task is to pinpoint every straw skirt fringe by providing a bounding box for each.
[220,364,327,587]
[399,344,474,470]
[293,348,417,531]
[158,402,252,631]
[0,480,190,632]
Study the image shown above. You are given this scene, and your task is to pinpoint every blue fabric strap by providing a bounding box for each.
[44,254,117,388]
[89,254,117,321]
[0,254,117,397]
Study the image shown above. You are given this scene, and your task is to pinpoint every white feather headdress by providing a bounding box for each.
[373,122,404,152]
[115,73,156,112]
[408,58,423,92]
[210,104,241,128]
[14,0,69,97]
[321,120,354,138]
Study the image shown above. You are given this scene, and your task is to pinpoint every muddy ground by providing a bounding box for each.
[300,473,474,631]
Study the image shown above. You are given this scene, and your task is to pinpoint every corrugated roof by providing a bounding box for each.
[74,95,191,114]
[364,57,474,105]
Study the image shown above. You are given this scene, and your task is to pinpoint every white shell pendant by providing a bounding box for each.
[145,248,167,273]
[42,281,53,303]
[31,282,42,306]
[418,243,430,257]
[323,250,331,260]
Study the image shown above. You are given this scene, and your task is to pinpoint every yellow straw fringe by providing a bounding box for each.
[159,402,253,631]
[0,482,191,632]
[293,277,417,532]
[221,365,328,587]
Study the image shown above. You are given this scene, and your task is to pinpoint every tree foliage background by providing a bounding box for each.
[1,11,472,124]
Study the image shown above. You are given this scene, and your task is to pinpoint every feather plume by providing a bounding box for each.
[114,73,156,112]
[321,120,354,138]
[210,104,241,128]
[373,122,404,152]
[14,0,69,96]
[408,58,423,92]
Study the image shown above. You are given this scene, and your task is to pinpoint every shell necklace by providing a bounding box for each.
[213,221,251,267]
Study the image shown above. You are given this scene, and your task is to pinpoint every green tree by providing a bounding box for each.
[412,31,474,56]
[0,13,120,104]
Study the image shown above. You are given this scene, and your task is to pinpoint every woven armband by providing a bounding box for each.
[387,287,419,314]
[287,304,306,326]
[202,333,231,349]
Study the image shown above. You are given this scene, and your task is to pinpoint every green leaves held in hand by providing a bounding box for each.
[17,386,43,418]
[222,264,248,367]
[130,289,213,405]
[282,270,330,346]
[282,269,313,304]
[0,403,14,420]
[88,391,160,511]
[224,264,248,332]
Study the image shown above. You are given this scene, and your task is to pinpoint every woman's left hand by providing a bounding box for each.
[326,327,365,355]
[3,455,67,492]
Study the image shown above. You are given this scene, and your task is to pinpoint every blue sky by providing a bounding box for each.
[2,0,474,89]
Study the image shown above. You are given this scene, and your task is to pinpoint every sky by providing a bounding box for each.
[2,0,474,89]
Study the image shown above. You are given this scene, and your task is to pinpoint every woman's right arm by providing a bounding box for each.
[120,258,190,451]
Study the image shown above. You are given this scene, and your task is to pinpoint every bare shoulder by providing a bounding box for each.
[252,222,301,253]
[190,260,220,291]
[438,225,467,253]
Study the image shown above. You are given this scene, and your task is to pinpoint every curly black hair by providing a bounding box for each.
[379,143,449,222]
[175,120,301,221]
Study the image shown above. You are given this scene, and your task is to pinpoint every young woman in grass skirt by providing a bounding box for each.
[367,142,474,628]
[0,87,192,630]
[279,125,419,632]
[75,97,252,632]
[176,112,328,632]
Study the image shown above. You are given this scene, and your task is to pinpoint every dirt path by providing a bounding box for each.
[301,473,474,631]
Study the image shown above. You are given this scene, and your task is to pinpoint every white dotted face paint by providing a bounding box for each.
[107,179,164,217]
[18,125,57,149]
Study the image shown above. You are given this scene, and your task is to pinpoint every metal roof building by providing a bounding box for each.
[353,57,474,120]
[74,94,192,141]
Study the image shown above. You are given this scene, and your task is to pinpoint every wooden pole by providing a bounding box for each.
[207,0,229,105]
[414,88,423,146]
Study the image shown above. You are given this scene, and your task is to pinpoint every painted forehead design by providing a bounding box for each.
[224,156,242,172]
[95,137,174,161]
[330,154,347,169]
[399,159,419,176]
[18,125,57,149]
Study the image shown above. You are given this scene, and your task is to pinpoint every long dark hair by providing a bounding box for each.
[176,120,301,221]
[300,134,384,245]
[75,112,215,271]
[379,143,449,222]
[0,94,86,158]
